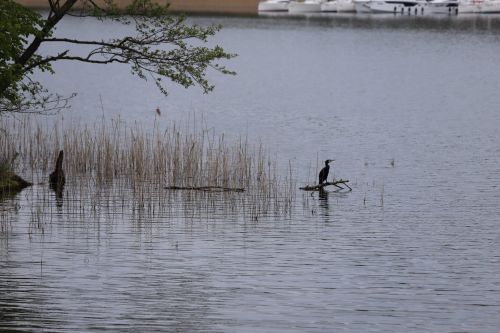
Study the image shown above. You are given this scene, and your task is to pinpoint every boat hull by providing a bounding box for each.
[459,1,500,12]
[336,0,356,11]
[354,0,372,12]
[427,0,458,13]
[289,1,322,12]
[321,1,338,11]
[258,1,290,11]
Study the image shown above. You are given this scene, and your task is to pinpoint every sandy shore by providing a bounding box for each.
[16,0,260,14]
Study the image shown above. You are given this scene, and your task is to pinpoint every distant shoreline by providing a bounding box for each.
[15,0,260,14]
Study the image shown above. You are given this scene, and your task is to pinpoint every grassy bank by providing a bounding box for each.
[0,170,31,193]
[0,156,31,194]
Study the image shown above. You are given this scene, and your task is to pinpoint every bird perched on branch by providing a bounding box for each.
[318,159,334,184]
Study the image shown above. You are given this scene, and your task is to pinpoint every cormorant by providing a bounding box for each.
[318,159,334,184]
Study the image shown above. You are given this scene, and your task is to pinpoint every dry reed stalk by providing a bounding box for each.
[0,115,295,219]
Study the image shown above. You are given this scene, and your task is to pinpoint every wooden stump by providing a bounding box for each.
[49,150,65,196]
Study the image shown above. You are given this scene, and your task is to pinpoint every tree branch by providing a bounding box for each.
[18,0,78,66]
[299,180,352,191]
[165,185,245,192]
[0,0,235,115]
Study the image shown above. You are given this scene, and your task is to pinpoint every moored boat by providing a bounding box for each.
[258,0,290,11]
[369,0,428,13]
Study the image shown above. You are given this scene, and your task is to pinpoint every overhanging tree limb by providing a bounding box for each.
[16,0,78,68]
[0,0,236,114]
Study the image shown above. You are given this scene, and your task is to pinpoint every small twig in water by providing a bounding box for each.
[165,185,245,192]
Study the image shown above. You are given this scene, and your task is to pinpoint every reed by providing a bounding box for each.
[0,115,295,219]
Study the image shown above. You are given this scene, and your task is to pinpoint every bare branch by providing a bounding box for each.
[0,92,76,115]
[165,185,245,192]
[300,180,352,191]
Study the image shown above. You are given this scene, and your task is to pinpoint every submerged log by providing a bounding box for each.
[165,185,245,192]
[299,179,352,191]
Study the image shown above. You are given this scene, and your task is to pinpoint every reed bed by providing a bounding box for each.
[0,115,295,221]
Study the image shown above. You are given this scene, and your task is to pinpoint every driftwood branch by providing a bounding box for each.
[299,179,351,191]
[165,186,245,192]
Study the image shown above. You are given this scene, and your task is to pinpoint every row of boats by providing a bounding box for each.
[258,0,500,14]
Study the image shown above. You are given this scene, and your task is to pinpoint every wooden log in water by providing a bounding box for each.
[299,179,351,191]
[165,185,245,192]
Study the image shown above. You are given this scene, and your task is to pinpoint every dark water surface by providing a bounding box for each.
[2,14,500,332]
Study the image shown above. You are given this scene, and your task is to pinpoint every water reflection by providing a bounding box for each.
[50,182,64,209]
[0,276,52,331]
[0,247,217,332]
[318,189,330,217]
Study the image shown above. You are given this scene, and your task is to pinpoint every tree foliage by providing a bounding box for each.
[0,0,235,114]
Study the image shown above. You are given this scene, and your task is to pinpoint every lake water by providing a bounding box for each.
[2,13,500,332]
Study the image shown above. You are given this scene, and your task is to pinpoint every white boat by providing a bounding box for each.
[321,0,338,11]
[427,0,458,13]
[336,0,356,11]
[258,0,290,11]
[459,0,500,12]
[354,0,372,12]
[369,0,427,13]
[289,0,324,13]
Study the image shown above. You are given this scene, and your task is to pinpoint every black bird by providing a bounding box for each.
[318,159,334,184]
